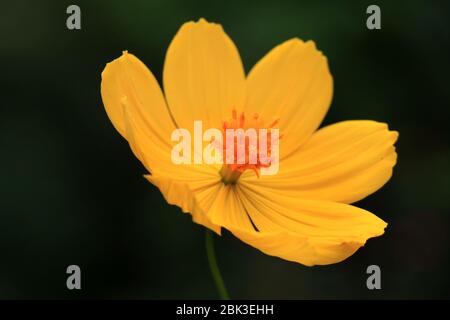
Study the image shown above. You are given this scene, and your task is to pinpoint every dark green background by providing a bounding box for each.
[1,0,449,299]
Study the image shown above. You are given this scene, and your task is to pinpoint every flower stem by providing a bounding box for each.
[205,229,230,300]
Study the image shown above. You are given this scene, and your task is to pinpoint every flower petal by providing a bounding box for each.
[101,51,217,179]
[101,52,173,149]
[146,173,222,234]
[146,174,255,234]
[147,160,386,266]
[230,228,362,267]
[245,38,333,158]
[242,120,398,204]
[230,182,387,266]
[101,52,175,172]
[163,18,246,131]
[102,51,222,232]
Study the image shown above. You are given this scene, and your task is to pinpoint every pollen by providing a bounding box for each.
[218,109,281,184]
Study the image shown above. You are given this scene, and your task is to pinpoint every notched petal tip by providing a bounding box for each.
[390,130,400,143]
[377,122,399,146]
[284,38,327,58]
[197,17,210,24]
[177,17,223,33]
[197,17,222,28]
[101,50,132,79]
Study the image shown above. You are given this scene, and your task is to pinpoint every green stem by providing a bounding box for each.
[205,230,230,300]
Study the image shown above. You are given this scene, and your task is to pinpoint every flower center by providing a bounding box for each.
[218,109,280,185]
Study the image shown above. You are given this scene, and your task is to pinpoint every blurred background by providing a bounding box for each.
[1,0,449,299]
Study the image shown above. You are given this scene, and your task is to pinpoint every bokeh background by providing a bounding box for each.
[1,0,449,299]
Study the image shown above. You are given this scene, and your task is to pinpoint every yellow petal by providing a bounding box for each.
[242,120,398,204]
[145,174,254,234]
[245,38,333,158]
[101,52,174,172]
[146,173,222,234]
[206,184,256,231]
[146,159,385,266]
[101,51,217,179]
[163,18,246,132]
[101,52,173,150]
[230,182,387,266]
[102,51,221,233]
[231,229,362,267]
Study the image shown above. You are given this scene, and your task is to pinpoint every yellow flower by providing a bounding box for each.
[100,18,398,266]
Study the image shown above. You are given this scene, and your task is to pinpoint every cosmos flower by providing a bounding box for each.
[100,18,398,266]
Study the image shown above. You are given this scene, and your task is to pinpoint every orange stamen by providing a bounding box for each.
[218,110,281,184]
